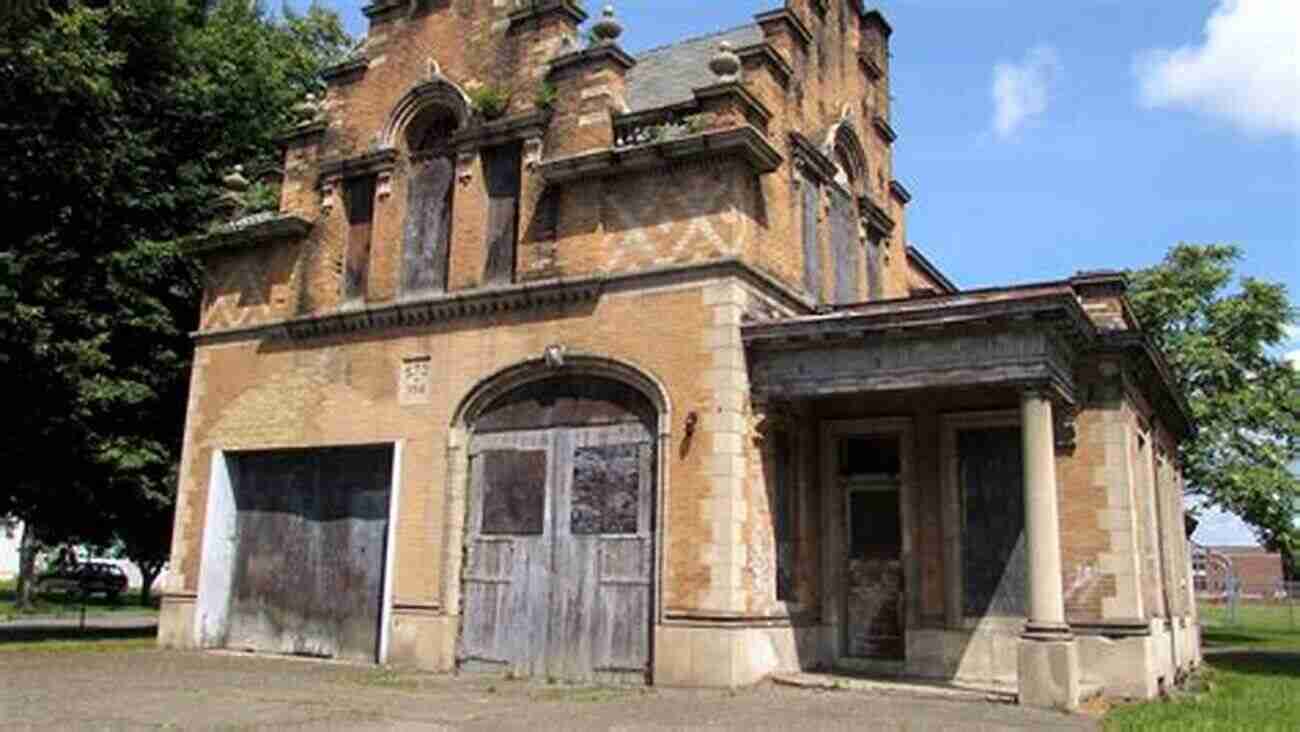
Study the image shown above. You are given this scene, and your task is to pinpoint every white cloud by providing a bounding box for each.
[1135,0,1300,136]
[992,45,1060,138]
[1286,349,1300,369]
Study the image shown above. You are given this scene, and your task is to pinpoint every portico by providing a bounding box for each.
[741,276,1184,709]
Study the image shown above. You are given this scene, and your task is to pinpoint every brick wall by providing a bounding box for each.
[170,282,735,614]
[206,1,916,334]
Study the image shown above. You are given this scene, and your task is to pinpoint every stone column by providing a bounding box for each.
[1017,388,1082,710]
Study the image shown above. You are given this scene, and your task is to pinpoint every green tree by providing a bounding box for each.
[1129,244,1300,578]
[0,0,350,609]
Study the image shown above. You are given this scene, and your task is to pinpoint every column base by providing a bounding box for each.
[1018,636,1081,711]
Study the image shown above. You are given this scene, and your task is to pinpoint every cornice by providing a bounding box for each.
[548,44,636,76]
[274,120,327,147]
[736,42,794,87]
[692,81,774,126]
[753,8,814,48]
[861,9,894,37]
[539,125,782,184]
[192,258,814,345]
[508,0,588,28]
[321,57,368,84]
[361,1,403,19]
[180,213,313,255]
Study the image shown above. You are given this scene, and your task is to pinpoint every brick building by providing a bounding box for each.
[158,0,1200,709]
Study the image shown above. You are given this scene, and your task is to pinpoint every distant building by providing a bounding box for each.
[1192,544,1286,598]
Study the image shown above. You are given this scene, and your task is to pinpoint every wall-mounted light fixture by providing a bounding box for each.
[684,411,699,438]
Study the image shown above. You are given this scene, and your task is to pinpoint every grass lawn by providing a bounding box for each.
[0,578,159,622]
[1104,603,1300,731]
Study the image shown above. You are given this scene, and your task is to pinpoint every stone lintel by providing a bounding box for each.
[451,109,552,152]
[873,114,898,144]
[317,148,399,183]
[789,131,839,183]
[857,51,884,81]
[890,179,913,205]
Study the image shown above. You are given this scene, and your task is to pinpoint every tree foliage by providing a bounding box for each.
[1129,244,1300,575]
[0,0,351,606]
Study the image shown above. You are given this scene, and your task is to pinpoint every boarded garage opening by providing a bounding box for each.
[459,377,656,683]
[209,445,394,662]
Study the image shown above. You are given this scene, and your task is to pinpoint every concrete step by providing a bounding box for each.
[771,672,1018,704]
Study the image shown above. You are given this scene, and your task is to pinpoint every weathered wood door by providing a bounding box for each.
[226,446,392,662]
[839,435,904,659]
[459,379,655,682]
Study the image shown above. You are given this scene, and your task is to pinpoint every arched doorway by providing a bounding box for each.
[458,375,658,682]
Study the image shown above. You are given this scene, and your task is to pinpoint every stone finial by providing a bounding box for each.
[293,93,324,124]
[222,165,249,193]
[590,5,623,45]
[709,41,742,81]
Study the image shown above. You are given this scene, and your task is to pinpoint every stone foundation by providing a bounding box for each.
[653,624,827,687]
[157,596,198,650]
[1018,637,1081,711]
[387,611,457,671]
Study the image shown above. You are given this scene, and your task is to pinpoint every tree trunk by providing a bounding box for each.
[15,522,39,611]
[138,562,162,607]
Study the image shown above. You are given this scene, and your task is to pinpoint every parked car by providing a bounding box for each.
[36,562,128,600]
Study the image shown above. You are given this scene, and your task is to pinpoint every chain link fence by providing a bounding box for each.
[1199,580,1298,631]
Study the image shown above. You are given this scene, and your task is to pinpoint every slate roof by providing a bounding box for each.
[625,25,765,113]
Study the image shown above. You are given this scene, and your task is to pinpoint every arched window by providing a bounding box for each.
[401,105,458,296]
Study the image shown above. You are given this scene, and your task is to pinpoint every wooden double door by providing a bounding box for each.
[459,420,655,682]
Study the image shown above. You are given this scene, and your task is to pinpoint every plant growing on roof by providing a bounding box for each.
[534,81,557,111]
[468,84,511,120]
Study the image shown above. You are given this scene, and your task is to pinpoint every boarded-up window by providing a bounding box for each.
[401,156,454,295]
[800,175,822,302]
[343,176,376,301]
[848,489,901,559]
[829,187,860,304]
[959,427,1027,617]
[529,187,559,242]
[483,143,522,285]
[772,429,796,601]
[840,435,901,476]
[865,231,884,300]
[481,449,546,535]
[570,444,639,535]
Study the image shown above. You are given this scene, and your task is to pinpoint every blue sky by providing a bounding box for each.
[314,1,1297,543]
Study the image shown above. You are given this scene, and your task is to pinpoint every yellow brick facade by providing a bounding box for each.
[161,0,1199,700]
